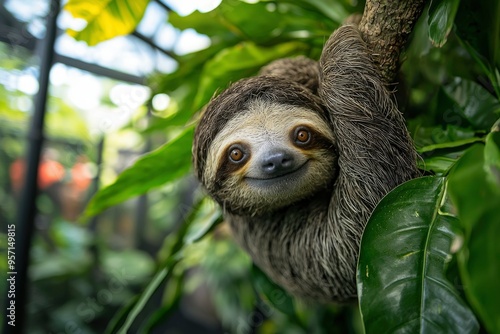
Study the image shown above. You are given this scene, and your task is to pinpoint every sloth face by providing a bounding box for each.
[204,99,338,215]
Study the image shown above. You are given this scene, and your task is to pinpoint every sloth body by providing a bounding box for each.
[193,26,418,302]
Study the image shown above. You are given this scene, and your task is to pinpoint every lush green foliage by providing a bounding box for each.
[358,176,479,333]
[82,126,195,219]
[67,0,500,332]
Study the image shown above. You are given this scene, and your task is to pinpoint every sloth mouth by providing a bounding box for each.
[244,161,310,187]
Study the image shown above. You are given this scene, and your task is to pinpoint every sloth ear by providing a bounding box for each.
[259,56,319,93]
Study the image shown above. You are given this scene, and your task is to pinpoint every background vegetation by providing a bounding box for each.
[2,0,499,333]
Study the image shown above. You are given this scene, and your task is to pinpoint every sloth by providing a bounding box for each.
[193,25,418,303]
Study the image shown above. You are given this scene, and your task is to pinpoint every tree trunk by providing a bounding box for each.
[358,0,428,84]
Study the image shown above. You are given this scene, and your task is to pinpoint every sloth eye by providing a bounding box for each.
[295,127,311,144]
[229,147,245,162]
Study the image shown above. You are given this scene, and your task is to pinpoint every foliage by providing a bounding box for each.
[25,221,155,334]
[358,176,479,333]
[64,0,150,46]
[67,0,499,333]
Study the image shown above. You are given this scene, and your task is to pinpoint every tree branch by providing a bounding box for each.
[358,0,428,84]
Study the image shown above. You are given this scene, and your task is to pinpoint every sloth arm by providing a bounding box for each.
[318,25,418,240]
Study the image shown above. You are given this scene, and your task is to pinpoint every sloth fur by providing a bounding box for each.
[193,25,418,302]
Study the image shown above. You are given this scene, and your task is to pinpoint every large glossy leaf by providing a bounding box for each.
[428,0,460,47]
[443,77,500,130]
[193,41,308,111]
[82,126,194,219]
[448,144,500,333]
[64,0,149,46]
[357,176,478,333]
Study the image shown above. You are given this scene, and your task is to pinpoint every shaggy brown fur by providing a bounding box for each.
[192,25,418,302]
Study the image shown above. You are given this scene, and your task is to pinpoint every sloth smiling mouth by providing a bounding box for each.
[244,161,310,187]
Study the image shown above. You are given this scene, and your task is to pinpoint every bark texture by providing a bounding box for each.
[359,0,427,84]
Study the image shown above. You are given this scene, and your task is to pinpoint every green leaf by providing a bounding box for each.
[101,250,155,284]
[170,2,282,44]
[448,144,500,333]
[193,41,308,111]
[104,295,139,334]
[447,145,500,229]
[170,1,336,45]
[484,131,500,187]
[455,0,500,68]
[169,9,231,38]
[82,126,194,219]
[459,212,500,334]
[30,252,91,281]
[417,137,483,153]
[278,0,348,24]
[149,45,231,122]
[157,198,206,264]
[428,0,461,47]
[46,97,92,141]
[112,200,205,333]
[443,77,500,130]
[64,0,149,46]
[252,265,296,317]
[185,211,223,245]
[141,272,185,332]
[412,124,479,151]
[454,0,500,96]
[117,264,175,334]
[419,156,458,173]
[217,1,337,44]
[220,2,287,44]
[457,40,500,98]
[357,176,478,334]
[108,199,206,334]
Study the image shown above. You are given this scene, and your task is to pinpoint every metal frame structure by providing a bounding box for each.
[1,1,174,332]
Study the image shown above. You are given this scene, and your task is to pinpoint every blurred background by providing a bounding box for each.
[1,0,499,333]
[0,0,361,333]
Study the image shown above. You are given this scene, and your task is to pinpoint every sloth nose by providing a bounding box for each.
[261,150,295,176]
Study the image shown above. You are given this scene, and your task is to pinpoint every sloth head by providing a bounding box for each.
[193,76,338,215]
